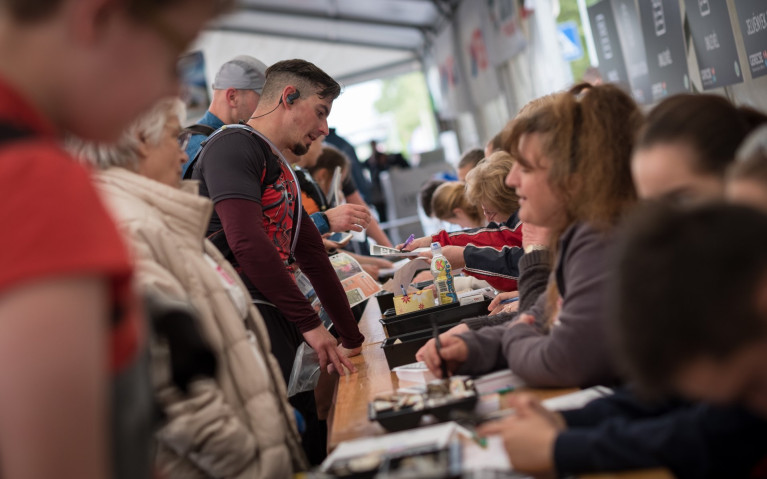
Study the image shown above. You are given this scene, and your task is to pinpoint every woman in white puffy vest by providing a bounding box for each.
[75,98,307,479]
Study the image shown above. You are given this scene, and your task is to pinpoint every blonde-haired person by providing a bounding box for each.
[402,153,525,293]
[431,182,484,228]
[421,83,641,391]
[403,97,560,295]
[77,98,307,478]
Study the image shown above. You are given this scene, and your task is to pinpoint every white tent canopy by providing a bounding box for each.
[193,0,459,86]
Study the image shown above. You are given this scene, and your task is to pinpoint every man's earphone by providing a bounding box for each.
[250,89,301,119]
[285,90,300,105]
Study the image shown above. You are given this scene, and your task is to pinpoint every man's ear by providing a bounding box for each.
[452,208,463,218]
[226,88,238,107]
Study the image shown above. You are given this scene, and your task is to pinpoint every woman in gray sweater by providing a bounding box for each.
[420,83,642,388]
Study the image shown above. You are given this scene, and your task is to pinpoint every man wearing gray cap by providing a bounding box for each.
[182,55,268,176]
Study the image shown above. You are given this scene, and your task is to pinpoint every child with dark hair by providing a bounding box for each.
[456,148,484,181]
[633,94,767,202]
[419,179,446,218]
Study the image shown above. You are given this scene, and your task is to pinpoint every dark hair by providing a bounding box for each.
[2,0,232,23]
[419,179,446,217]
[611,202,767,396]
[487,133,503,153]
[308,145,348,176]
[637,94,767,177]
[263,59,341,102]
[458,148,484,169]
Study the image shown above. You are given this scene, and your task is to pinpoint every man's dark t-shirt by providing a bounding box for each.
[191,126,364,347]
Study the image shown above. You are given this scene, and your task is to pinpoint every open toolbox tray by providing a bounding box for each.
[379,299,492,338]
[368,379,478,432]
[381,324,454,369]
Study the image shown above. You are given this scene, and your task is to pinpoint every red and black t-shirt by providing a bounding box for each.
[193,126,364,347]
[196,128,298,263]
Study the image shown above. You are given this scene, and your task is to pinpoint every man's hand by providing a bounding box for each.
[327,344,362,374]
[302,325,357,376]
[418,333,469,378]
[478,394,565,474]
[324,204,371,233]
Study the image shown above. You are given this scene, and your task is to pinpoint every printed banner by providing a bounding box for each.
[733,0,767,79]
[637,0,691,101]
[588,0,631,87]
[457,0,502,106]
[484,0,527,65]
[432,24,470,118]
[684,0,743,89]
[611,0,652,104]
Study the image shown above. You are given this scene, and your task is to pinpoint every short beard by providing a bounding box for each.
[291,142,309,155]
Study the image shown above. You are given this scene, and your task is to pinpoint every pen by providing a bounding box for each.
[431,317,449,379]
[400,284,407,295]
[401,233,415,251]
[500,297,520,305]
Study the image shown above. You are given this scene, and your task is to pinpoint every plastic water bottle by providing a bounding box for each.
[430,242,457,305]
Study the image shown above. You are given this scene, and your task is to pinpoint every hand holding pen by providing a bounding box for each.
[432,318,450,380]
[400,234,415,252]
[423,325,469,378]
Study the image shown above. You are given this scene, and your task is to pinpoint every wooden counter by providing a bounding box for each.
[327,298,674,479]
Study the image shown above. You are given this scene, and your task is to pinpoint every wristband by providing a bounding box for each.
[524,244,547,254]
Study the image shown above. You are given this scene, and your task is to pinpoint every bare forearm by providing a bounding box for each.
[0,278,110,479]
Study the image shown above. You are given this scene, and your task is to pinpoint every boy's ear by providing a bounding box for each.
[70,0,118,45]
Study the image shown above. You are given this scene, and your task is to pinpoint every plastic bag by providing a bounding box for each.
[286,342,321,397]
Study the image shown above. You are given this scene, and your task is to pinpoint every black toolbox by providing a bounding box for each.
[381,323,456,369]
[379,299,492,338]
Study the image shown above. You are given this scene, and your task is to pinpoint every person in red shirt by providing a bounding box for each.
[0,1,228,478]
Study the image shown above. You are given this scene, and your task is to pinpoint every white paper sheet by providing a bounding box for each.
[370,244,430,257]
[321,422,457,472]
[541,386,613,411]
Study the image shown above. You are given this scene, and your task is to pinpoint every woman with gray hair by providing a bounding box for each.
[76,98,308,478]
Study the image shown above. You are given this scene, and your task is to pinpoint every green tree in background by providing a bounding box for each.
[374,71,436,157]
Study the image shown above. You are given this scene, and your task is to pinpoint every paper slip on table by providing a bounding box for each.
[327,298,674,479]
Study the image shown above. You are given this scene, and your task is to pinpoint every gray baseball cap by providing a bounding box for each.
[212,55,268,93]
